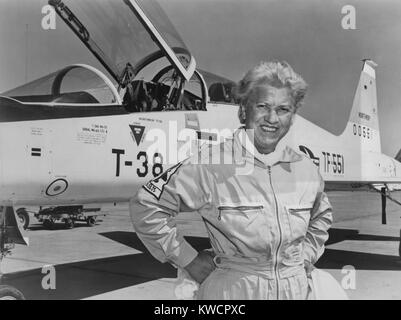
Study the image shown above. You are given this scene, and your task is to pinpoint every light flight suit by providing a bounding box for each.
[130,128,333,300]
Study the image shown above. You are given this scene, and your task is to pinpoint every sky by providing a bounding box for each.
[0,0,400,156]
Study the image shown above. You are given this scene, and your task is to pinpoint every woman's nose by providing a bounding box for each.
[264,109,279,123]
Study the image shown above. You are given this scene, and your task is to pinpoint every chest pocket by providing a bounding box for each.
[285,204,312,241]
[217,205,264,221]
[216,205,268,250]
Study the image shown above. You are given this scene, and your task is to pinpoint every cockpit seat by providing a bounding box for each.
[124,80,150,112]
[209,82,228,102]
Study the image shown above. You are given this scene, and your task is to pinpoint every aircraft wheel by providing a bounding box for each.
[0,285,25,300]
[86,216,96,227]
[43,219,55,230]
[64,218,74,229]
[16,209,30,230]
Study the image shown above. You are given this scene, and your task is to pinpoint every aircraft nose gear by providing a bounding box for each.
[0,285,25,300]
[16,208,30,230]
[1,206,27,300]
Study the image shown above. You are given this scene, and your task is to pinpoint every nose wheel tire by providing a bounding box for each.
[0,285,25,300]
[16,209,30,230]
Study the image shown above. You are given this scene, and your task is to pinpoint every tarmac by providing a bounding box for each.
[1,190,400,300]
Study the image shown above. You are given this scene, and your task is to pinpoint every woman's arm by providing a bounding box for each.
[303,175,333,265]
[130,160,212,272]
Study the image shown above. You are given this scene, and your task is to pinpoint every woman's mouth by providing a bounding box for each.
[260,125,279,133]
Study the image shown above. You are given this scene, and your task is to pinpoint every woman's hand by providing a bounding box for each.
[184,250,216,284]
[304,260,315,277]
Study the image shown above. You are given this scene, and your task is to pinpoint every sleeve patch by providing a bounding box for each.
[143,162,183,200]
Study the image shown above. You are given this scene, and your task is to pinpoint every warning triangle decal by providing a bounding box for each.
[129,125,145,146]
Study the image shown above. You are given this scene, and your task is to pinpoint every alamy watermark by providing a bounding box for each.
[341,5,356,30]
[142,122,256,175]
[41,264,56,290]
[41,5,56,30]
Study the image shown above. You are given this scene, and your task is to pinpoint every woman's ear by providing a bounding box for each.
[290,109,297,126]
[238,104,246,124]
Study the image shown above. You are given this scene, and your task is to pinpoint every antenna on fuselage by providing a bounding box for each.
[25,24,29,83]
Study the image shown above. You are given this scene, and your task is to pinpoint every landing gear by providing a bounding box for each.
[381,187,387,225]
[370,184,401,225]
[0,285,25,300]
[16,208,30,230]
[1,206,27,300]
[371,184,401,259]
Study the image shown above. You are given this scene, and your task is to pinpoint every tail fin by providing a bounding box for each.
[396,149,401,163]
[341,59,381,153]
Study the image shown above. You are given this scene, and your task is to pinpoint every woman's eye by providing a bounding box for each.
[278,107,290,114]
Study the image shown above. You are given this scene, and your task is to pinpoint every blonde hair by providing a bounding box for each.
[236,60,308,110]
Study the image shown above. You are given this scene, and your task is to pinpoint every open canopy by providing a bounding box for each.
[48,0,196,84]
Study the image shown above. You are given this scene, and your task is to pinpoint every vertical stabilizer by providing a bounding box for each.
[396,149,401,163]
[341,59,381,153]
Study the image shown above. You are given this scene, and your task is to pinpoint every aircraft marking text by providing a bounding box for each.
[322,152,345,175]
[31,148,42,157]
[358,112,371,121]
[353,124,371,139]
[112,149,164,178]
[78,124,108,145]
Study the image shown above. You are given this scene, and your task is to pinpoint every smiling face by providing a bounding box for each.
[244,85,296,154]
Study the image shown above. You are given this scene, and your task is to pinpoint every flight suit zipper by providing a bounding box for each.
[268,165,282,300]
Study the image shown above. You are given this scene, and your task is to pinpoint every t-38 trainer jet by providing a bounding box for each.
[0,0,400,229]
[0,0,400,299]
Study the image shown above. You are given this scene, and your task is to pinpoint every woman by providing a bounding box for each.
[130,60,333,299]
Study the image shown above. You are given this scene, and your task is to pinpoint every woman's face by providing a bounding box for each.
[244,85,296,154]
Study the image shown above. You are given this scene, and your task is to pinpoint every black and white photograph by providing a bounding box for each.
[0,0,401,303]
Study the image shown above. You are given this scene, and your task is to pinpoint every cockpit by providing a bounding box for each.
[2,60,206,112]
[3,64,121,105]
[0,0,235,121]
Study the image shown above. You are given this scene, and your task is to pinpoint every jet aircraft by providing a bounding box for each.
[0,0,400,299]
[0,0,399,231]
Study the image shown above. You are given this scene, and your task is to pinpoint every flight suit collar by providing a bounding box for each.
[233,127,303,167]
